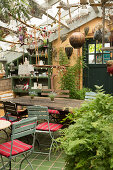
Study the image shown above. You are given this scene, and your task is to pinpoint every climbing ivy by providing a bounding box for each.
[59,48,86,99]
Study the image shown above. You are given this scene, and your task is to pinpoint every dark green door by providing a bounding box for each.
[83,39,113,94]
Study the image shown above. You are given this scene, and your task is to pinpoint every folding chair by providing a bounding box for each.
[1,101,27,123]
[0,117,37,170]
[0,101,20,140]
[27,105,63,160]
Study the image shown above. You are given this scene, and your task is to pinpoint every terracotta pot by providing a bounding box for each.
[69,32,85,49]
[65,47,73,59]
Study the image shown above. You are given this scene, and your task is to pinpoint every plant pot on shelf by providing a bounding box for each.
[31,96,34,99]
[49,92,56,102]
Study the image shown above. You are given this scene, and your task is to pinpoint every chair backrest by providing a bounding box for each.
[10,117,37,157]
[85,92,97,101]
[11,117,37,140]
[3,101,17,116]
[27,105,49,121]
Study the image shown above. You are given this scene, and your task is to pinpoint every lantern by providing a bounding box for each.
[69,32,85,49]
[65,47,73,59]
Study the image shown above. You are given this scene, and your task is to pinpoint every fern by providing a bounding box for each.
[57,89,113,169]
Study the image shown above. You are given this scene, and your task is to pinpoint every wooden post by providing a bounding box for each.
[102,2,105,48]
[77,48,81,90]
[33,26,39,64]
[57,7,61,63]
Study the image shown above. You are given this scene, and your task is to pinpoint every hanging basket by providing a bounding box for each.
[65,47,73,59]
[69,32,85,49]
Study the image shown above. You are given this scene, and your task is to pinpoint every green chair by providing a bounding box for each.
[0,117,37,170]
[27,105,63,160]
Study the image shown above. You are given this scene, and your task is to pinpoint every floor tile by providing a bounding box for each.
[52,162,65,168]
[41,160,54,167]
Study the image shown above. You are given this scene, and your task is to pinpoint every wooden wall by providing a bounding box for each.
[51,17,109,90]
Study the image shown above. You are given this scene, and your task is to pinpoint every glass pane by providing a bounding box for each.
[88,44,95,53]
[103,53,110,64]
[96,44,102,53]
[103,43,110,53]
[96,54,102,64]
[89,54,95,64]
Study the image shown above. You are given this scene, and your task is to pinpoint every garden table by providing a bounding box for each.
[0,120,11,130]
[5,96,83,112]
[0,120,11,140]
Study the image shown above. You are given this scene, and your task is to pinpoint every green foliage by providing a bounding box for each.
[59,48,69,65]
[0,0,29,23]
[59,48,86,99]
[57,89,113,169]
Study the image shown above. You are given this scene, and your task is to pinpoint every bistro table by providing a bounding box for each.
[5,96,84,112]
[0,120,11,130]
[0,120,11,140]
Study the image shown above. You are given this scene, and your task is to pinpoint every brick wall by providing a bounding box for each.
[0,78,11,91]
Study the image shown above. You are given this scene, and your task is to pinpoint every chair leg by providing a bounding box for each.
[0,155,6,170]
[49,132,58,160]
[19,152,33,170]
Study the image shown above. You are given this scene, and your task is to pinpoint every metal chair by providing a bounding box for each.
[27,105,63,160]
[0,117,37,170]
[1,101,27,123]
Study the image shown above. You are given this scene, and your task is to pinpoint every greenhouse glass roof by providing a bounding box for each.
[0,0,112,54]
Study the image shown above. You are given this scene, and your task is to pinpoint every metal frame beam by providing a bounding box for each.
[49,7,102,42]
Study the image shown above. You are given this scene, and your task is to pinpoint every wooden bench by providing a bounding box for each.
[0,91,14,113]
[41,89,70,98]
[0,90,14,101]
[85,92,97,101]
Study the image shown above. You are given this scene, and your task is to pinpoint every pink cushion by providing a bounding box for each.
[36,122,63,132]
[48,109,60,114]
[0,139,32,157]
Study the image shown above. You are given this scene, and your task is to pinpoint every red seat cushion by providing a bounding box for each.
[36,122,63,132]
[48,109,60,114]
[0,139,32,157]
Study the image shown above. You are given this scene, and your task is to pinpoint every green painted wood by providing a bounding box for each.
[83,39,113,94]
[11,117,37,140]
[27,106,49,121]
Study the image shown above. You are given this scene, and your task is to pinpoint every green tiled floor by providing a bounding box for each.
[0,129,66,170]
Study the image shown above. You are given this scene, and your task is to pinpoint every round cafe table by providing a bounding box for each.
[0,120,11,130]
[0,120,11,140]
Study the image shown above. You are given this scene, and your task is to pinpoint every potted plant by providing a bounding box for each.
[29,90,37,99]
[49,92,57,102]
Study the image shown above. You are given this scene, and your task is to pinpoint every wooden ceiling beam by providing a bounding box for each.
[43,0,60,7]
[43,10,70,29]
[89,0,99,13]
[90,3,113,7]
